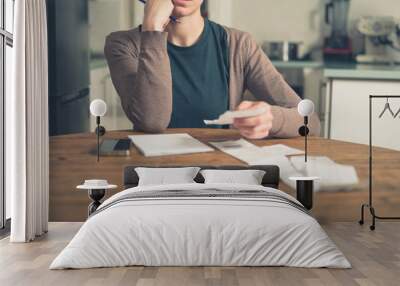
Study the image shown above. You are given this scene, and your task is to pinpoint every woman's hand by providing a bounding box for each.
[142,0,174,32]
[233,101,274,139]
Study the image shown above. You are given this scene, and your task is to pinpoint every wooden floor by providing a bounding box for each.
[1,222,399,286]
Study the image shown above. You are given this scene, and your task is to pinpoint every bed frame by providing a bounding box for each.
[123,165,280,189]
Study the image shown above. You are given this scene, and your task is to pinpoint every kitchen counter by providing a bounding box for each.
[92,56,400,80]
[271,59,400,80]
[323,63,400,80]
[271,60,323,69]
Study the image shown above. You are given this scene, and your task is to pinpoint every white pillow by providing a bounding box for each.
[200,169,266,185]
[135,167,201,186]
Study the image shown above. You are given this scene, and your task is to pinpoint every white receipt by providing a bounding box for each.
[204,108,267,125]
[260,144,305,157]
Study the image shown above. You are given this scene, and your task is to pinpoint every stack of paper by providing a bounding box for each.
[209,139,303,189]
[210,139,359,192]
[290,156,359,191]
[129,133,214,157]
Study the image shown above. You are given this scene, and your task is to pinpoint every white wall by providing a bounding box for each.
[133,1,144,27]
[89,0,135,54]
[230,0,323,55]
[208,0,232,26]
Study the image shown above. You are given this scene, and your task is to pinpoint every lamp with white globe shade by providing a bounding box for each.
[90,99,107,117]
[90,99,107,162]
[297,99,315,162]
[297,99,315,117]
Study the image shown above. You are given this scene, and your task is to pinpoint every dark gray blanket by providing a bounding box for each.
[91,189,309,218]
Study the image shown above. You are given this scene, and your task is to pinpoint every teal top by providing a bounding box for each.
[167,19,229,128]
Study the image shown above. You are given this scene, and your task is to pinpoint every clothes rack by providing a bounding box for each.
[359,95,400,230]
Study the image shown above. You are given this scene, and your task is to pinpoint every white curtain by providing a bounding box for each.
[8,0,49,242]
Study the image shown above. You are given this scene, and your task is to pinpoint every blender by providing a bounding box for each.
[323,0,353,62]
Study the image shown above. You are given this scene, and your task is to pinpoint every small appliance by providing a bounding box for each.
[356,16,399,64]
[262,41,301,62]
[323,0,352,62]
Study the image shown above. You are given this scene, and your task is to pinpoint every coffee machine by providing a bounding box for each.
[323,0,353,62]
[356,16,398,64]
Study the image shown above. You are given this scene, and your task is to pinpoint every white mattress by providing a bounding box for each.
[50,183,351,269]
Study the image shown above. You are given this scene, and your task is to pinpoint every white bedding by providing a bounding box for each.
[50,183,351,269]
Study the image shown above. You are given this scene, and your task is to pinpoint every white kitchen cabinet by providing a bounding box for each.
[327,79,400,151]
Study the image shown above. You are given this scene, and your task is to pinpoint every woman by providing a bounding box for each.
[104,0,320,139]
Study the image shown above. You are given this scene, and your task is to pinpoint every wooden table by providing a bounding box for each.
[50,128,400,222]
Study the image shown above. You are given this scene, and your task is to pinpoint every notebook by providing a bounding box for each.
[129,133,214,157]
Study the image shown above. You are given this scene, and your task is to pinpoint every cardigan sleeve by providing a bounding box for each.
[104,30,173,133]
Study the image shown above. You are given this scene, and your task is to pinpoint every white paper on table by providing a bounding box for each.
[260,144,305,157]
[209,139,255,150]
[290,156,359,191]
[250,155,304,190]
[204,108,266,125]
[210,140,359,192]
[290,156,335,174]
[210,140,303,189]
[210,139,268,165]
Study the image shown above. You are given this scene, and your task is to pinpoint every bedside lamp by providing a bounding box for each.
[90,99,107,162]
[297,99,314,163]
[290,99,318,211]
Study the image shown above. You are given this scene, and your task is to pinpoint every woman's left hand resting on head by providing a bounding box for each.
[233,101,274,139]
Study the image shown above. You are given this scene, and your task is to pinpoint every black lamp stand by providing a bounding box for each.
[95,116,106,162]
[291,116,315,210]
[359,95,400,231]
[296,180,314,210]
[88,189,106,216]
[298,116,310,162]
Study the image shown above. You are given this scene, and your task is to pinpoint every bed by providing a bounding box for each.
[50,165,350,269]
